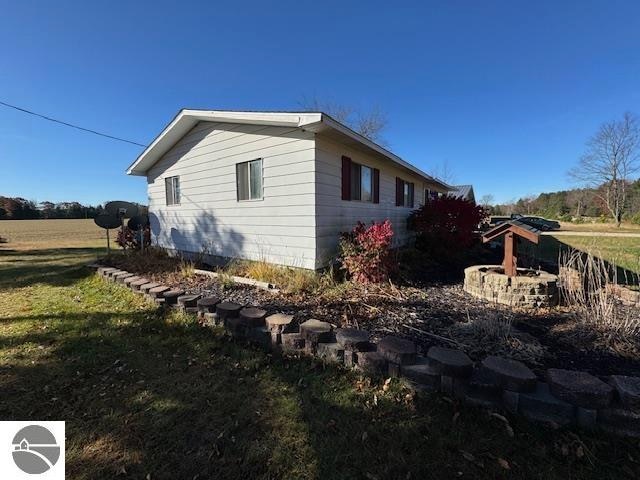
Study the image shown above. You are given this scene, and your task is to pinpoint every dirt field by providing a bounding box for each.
[0,219,116,251]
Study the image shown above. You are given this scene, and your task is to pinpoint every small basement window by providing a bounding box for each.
[165,176,180,205]
[237,158,263,201]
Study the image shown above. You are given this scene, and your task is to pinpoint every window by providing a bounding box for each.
[341,156,378,203]
[396,178,414,207]
[349,162,373,202]
[361,165,373,202]
[165,176,180,205]
[425,188,437,202]
[236,158,263,201]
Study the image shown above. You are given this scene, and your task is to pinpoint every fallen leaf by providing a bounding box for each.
[461,450,475,462]
[382,378,392,392]
[497,458,510,470]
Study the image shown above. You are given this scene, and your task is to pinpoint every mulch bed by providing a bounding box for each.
[104,258,640,378]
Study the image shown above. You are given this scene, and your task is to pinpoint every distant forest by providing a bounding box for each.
[492,179,640,223]
[0,196,141,220]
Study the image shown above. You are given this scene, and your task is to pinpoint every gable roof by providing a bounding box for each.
[449,184,475,200]
[481,219,541,244]
[126,109,452,190]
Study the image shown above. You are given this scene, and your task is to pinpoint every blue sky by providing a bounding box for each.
[1,0,639,205]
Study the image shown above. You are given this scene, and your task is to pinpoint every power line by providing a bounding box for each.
[0,100,147,147]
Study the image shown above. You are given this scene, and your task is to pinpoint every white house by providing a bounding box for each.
[127,110,451,270]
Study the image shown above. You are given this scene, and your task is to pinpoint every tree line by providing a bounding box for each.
[493,180,640,223]
[494,112,640,225]
[0,197,107,220]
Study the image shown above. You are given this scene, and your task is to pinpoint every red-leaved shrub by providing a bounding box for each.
[339,220,395,283]
[116,226,151,250]
[408,196,486,256]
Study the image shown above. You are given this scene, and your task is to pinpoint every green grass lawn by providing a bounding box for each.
[555,236,640,277]
[1,248,639,479]
[523,235,640,280]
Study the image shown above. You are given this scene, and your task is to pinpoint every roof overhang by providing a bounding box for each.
[126,109,452,190]
[482,220,541,244]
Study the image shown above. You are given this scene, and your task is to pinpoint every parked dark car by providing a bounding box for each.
[515,215,560,231]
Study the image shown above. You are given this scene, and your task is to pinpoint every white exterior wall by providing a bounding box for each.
[147,121,317,269]
[314,136,447,268]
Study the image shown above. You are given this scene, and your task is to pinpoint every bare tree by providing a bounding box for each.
[298,96,388,144]
[566,188,590,219]
[479,194,495,207]
[521,195,537,214]
[429,159,456,185]
[570,112,640,226]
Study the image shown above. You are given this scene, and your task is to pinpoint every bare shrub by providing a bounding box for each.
[465,311,514,341]
[559,249,640,339]
[451,310,546,364]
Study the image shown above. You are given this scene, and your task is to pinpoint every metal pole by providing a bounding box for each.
[106,228,110,254]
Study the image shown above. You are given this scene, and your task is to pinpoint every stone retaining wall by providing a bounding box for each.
[464,265,559,308]
[94,264,640,439]
[605,283,640,307]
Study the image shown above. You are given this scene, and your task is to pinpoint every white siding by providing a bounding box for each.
[147,122,317,269]
[146,123,446,270]
[314,136,447,268]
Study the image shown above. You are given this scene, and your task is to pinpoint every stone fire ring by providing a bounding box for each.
[463,265,559,308]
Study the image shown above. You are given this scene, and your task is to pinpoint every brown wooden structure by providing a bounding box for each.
[481,220,541,277]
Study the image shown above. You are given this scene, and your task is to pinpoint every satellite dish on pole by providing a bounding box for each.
[95,214,121,229]
[94,214,121,253]
[104,201,139,219]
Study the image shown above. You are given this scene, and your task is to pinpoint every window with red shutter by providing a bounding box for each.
[373,168,380,204]
[396,178,415,207]
[408,182,415,208]
[343,156,377,203]
[396,177,403,206]
[341,156,351,200]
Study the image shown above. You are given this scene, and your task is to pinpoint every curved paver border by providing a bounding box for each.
[91,263,640,439]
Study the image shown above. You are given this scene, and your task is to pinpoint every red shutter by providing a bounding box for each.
[395,177,403,206]
[341,156,351,201]
[409,182,415,208]
[373,168,380,204]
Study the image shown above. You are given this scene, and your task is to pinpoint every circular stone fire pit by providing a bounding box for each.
[463,265,559,308]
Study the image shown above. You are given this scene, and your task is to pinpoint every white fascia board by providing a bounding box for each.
[126,110,322,176]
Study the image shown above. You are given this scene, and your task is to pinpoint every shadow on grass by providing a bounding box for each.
[0,247,102,289]
[0,308,638,480]
[518,236,640,286]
